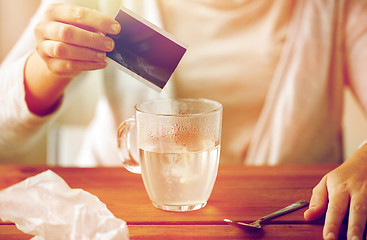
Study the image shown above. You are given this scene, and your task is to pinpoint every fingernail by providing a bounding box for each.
[97,61,107,68]
[325,232,335,240]
[351,236,360,240]
[111,23,120,34]
[97,52,105,59]
[104,40,113,50]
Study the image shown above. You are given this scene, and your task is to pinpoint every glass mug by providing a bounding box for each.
[117,98,223,211]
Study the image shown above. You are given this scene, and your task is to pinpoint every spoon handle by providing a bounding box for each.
[259,200,309,223]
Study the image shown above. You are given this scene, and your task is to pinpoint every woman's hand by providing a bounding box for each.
[34,3,120,77]
[25,3,120,115]
[304,144,367,240]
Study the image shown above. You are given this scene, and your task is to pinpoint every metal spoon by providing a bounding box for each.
[224,200,309,230]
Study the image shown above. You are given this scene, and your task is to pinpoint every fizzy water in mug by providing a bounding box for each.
[140,142,220,210]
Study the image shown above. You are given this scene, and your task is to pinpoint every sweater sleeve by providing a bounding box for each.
[0,1,61,154]
[345,1,367,113]
[344,1,367,149]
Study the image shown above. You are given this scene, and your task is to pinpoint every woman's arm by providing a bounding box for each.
[304,1,367,240]
[24,3,120,115]
[0,1,120,154]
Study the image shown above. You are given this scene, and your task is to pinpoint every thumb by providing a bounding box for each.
[304,175,329,221]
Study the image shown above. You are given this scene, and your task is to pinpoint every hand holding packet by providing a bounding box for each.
[106,6,187,91]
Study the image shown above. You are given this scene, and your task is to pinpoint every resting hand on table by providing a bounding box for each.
[24,4,120,115]
[304,144,367,240]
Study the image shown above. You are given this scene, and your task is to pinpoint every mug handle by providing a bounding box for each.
[117,117,141,174]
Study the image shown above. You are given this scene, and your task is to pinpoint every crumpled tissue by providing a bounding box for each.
[0,170,129,240]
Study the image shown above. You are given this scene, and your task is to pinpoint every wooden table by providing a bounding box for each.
[0,164,345,239]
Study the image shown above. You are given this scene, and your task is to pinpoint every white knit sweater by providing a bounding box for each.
[1,0,367,166]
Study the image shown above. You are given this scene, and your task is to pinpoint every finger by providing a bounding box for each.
[347,190,367,240]
[45,58,107,76]
[323,183,350,240]
[304,176,329,221]
[44,4,120,35]
[42,21,115,52]
[41,40,106,62]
